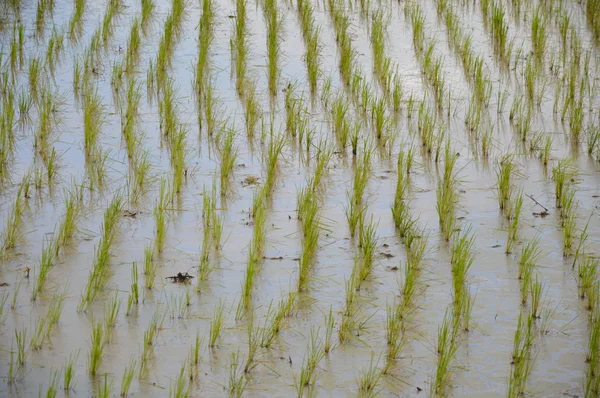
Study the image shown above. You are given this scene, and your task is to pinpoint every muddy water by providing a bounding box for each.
[1,0,599,396]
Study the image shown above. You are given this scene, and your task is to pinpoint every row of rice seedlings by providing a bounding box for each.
[234,137,284,307]
[436,142,459,241]
[264,0,281,97]
[0,183,26,259]
[297,0,321,94]
[79,195,123,311]
[295,144,333,291]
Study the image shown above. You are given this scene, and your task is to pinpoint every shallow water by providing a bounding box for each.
[0,0,599,396]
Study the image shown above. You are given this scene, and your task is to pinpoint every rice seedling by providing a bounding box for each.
[496,154,518,211]
[358,216,378,281]
[63,350,79,391]
[243,79,261,137]
[143,245,157,289]
[69,0,85,41]
[357,352,383,398]
[552,157,577,206]
[436,142,459,241]
[384,300,405,373]
[531,7,546,60]
[1,182,26,258]
[120,358,136,397]
[0,292,8,326]
[32,237,56,299]
[126,263,140,316]
[219,127,237,197]
[431,310,459,396]
[98,373,113,398]
[578,257,598,301]
[154,179,169,254]
[15,327,26,367]
[45,368,61,398]
[227,351,247,397]
[506,190,523,255]
[8,349,15,384]
[30,313,47,350]
[209,301,225,348]
[451,227,475,327]
[297,187,321,291]
[45,289,66,340]
[141,0,155,30]
[82,84,104,157]
[508,308,536,398]
[295,328,325,397]
[265,0,281,97]
[88,318,106,375]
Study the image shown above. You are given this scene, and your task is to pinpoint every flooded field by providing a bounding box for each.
[1,0,600,396]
